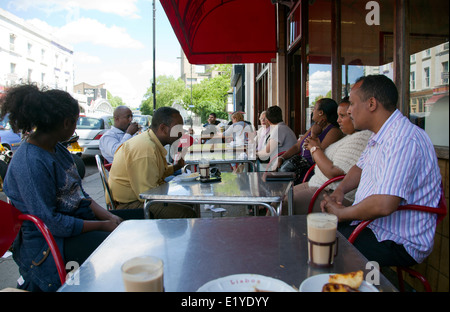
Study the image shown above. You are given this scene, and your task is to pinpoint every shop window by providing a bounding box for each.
[409,42,449,147]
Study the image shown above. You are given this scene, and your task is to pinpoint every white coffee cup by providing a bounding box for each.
[307,213,338,267]
[121,256,164,292]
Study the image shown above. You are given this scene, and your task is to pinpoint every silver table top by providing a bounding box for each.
[58,216,397,292]
[139,172,293,216]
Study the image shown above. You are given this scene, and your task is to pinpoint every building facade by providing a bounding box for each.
[0,8,74,94]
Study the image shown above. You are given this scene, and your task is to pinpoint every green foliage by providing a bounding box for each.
[107,90,125,107]
[141,75,186,115]
[140,65,232,122]
[181,64,232,122]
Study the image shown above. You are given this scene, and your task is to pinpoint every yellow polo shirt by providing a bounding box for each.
[108,129,174,204]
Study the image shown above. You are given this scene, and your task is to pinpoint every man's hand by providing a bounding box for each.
[320,192,347,221]
[173,157,185,172]
[126,122,140,135]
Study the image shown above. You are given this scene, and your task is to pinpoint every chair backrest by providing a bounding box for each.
[307,173,345,214]
[303,163,316,183]
[0,200,66,285]
[95,154,115,210]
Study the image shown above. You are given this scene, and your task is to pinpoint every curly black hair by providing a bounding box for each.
[0,84,79,134]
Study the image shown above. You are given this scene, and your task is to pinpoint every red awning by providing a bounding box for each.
[425,94,448,105]
[160,0,277,64]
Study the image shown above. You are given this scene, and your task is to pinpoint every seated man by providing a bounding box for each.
[201,113,220,144]
[321,75,442,267]
[108,107,196,219]
[257,106,297,163]
[99,106,140,163]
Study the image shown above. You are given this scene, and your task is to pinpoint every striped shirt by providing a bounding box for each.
[352,109,441,263]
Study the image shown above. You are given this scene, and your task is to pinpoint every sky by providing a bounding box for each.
[1,0,363,107]
[1,0,181,107]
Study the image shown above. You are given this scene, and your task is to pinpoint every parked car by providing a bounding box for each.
[73,115,113,157]
[133,114,152,133]
[0,114,22,153]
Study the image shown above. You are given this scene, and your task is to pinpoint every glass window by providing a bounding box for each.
[410,71,415,90]
[424,67,430,87]
[409,42,449,147]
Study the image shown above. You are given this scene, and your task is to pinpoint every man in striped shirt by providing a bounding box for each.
[321,75,442,266]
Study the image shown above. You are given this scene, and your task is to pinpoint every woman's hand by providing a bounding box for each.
[303,136,321,152]
[311,119,326,138]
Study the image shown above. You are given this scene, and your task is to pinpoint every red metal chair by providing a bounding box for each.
[307,170,345,213]
[0,200,66,286]
[347,185,447,292]
[103,158,112,171]
[307,174,447,292]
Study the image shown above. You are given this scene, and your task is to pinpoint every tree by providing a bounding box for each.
[140,65,232,122]
[181,64,232,122]
[107,91,125,107]
[141,75,186,115]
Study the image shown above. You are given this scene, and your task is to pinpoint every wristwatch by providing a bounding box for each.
[310,146,320,154]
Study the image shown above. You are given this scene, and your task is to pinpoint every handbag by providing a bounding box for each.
[278,154,313,184]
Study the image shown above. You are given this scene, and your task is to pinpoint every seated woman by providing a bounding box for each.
[283,97,372,214]
[1,84,142,292]
[222,111,253,146]
[275,98,343,183]
[256,106,297,164]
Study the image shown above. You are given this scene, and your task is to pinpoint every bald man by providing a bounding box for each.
[99,106,140,163]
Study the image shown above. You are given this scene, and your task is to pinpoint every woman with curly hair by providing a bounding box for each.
[0,84,141,292]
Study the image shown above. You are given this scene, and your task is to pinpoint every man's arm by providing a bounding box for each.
[100,132,133,162]
[322,193,401,222]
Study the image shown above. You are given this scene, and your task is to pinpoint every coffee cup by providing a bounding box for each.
[199,159,210,179]
[121,256,164,292]
[307,213,338,267]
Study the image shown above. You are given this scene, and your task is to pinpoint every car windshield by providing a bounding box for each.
[77,117,104,129]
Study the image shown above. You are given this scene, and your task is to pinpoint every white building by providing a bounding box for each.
[0,8,74,93]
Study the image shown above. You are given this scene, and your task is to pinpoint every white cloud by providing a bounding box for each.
[10,0,140,19]
[56,18,144,49]
[309,70,331,105]
[139,60,180,79]
[74,51,101,64]
[26,17,144,49]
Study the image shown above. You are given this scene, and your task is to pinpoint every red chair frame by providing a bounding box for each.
[308,174,447,292]
[307,172,345,214]
[347,185,447,292]
[0,200,66,286]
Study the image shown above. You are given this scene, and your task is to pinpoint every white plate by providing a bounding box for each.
[299,273,379,292]
[178,173,200,182]
[197,274,297,292]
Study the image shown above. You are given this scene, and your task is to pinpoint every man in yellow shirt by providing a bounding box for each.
[108,107,196,218]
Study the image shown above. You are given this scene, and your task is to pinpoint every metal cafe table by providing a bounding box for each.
[139,172,294,217]
[182,142,257,172]
[58,216,397,292]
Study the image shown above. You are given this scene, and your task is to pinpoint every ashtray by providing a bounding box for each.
[197,176,222,183]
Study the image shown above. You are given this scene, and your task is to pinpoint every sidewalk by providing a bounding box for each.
[0,171,248,290]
